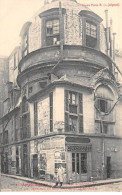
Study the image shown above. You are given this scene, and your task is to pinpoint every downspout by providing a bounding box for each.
[105,10,109,56]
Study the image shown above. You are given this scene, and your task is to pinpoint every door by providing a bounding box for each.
[107,157,111,178]
[16,147,19,174]
[71,153,87,182]
[33,154,38,178]
[4,152,8,174]
[23,144,28,177]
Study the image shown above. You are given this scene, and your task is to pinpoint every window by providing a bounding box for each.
[65,90,83,133]
[81,153,87,173]
[69,92,76,105]
[98,99,108,113]
[72,153,87,174]
[100,123,108,134]
[46,19,60,46]
[69,116,77,132]
[86,21,97,48]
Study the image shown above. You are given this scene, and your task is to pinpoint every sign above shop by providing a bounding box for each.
[67,145,92,152]
[65,137,90,144]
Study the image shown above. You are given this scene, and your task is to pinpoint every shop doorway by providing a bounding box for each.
[106,156,111,178]
[33,154,38,178]
[71,153,87,182]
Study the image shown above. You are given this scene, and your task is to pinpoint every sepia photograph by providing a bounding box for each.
[0,0,122,192]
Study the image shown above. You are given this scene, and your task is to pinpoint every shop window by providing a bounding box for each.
[86,21,97,48]
[81,153,87,173]
[46,19,60,46]
[72,153,75,173]
[72,153,87,174]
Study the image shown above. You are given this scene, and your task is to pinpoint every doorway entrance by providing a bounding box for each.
[106,156,111,178]
[71,153,87,182]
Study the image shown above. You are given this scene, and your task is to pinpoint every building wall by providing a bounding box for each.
[90,136,122,179]
[53,87,65,132]
[0,57,9,118]
[22,0,107,57]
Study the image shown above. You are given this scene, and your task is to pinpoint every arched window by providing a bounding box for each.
[95,85,114,114]
[95,84,115,135]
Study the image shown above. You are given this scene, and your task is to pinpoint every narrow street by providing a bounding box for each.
[0,175,122,192]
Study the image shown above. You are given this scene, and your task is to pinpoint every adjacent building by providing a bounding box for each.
[0,0,122,183]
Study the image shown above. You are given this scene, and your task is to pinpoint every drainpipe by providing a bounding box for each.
[59,0,64,60]
[109,18,113,58]
[100,115,105,180]
[113,33,116,61]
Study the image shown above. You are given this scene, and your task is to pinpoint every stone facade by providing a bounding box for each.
[0,0,122,183]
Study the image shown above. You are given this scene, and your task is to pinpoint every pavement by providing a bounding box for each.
[1,173,122,189]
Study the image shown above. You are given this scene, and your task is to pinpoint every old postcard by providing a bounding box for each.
[0,0,122,192]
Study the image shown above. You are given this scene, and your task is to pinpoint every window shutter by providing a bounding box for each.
[65,112,69,132]
[34,101,38,136]
[79,116,83,133]
[65,90,69,111]
[50,92,53,132]
[79,93,83,114]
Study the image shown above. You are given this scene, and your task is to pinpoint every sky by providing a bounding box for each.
[0,0,122,57]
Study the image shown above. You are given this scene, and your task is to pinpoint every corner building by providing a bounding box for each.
[0,0,122,183]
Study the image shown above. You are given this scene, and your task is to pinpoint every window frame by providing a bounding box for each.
[81,17,100,50]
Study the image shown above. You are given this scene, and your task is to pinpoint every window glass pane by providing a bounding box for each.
[86,22,90,28]
[53,20,59,34]
[99,99,107,113]
[77,153,79,174]
[69,116,77,132]
[72,153,75,173]
[46,21,53,35]
[81,153,87,173]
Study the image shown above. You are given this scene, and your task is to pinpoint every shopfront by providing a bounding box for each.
[65,137,92,183]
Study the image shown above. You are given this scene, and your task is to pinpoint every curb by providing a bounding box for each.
[2,174,122,189]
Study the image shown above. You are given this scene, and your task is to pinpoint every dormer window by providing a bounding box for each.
[86,21,97,48]
[79,10,102,50]
[46,19,60,46]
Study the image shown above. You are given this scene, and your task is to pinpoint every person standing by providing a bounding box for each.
[54,164,64,188]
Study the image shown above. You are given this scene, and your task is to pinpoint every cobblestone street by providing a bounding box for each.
[0,175,122,192]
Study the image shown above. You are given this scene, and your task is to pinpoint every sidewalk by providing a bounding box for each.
[2,174,122,189]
